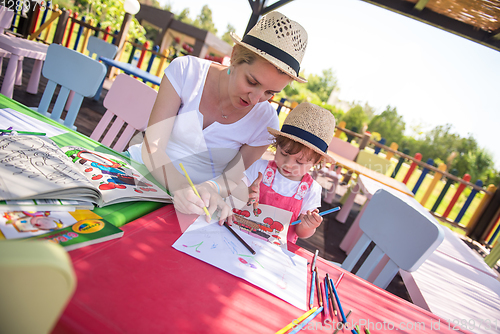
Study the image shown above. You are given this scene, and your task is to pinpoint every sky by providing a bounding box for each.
[163,0,500,169]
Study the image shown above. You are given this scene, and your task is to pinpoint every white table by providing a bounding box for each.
[400,228,500,334]
[0,34,48,98]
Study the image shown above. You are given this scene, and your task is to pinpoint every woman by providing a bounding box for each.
[128,11,308,222]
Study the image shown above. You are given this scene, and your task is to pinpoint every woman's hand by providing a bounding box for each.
[247,172,262,216]
[172,181,233,225]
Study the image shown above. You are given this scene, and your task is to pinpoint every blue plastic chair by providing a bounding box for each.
[36,44,106,130]
[86,36,118,101]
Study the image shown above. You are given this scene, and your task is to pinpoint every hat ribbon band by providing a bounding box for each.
[281,124,328,153]
[242,35,300,76]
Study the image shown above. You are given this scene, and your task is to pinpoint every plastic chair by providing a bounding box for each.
[86,36,118,101]
[313,137,360,203]
[36,43,106,130]
[340,189,444,289]
[0,7,21,79]
[90,73,157,151]
[0,240,76,334]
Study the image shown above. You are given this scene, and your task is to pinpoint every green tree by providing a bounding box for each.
[367,105,405,145]
[305,68,337,102]
[193,5,217,35]
[341,105,368,133]
[222,24,236,45]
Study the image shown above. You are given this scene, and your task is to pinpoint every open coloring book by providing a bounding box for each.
[0,135,172,207]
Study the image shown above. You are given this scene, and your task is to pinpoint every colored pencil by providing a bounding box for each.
[330,277,347,323]
[291,207,340,225]
[311,249,319,271]
[364,326,372,334]
[320,281,329,318]
[0,129,46,136]
[288,306,324,334]
[314,268,322,307]
[179,163,210,217]
[275,307,318,334]
[309,269,316,309]
[0,127,12,136]
[333,310,352,334]
[334,272,344,288]
[326,273,337,316]
[223,222,256,255]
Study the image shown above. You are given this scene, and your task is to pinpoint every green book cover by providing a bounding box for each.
[27,217,123,251]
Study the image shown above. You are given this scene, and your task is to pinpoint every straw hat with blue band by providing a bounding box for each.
[268,102,336,164]
[230,11,308,83]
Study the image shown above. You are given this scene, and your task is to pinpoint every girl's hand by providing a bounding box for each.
[296,209,323,234]
[247,172,262,216]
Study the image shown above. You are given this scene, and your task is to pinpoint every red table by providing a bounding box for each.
[52,205,471,334]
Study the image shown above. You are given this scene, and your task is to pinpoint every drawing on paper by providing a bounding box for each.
[172,215,308,310]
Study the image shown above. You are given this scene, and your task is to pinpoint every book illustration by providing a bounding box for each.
[0,199,94,211]
[63,147,168,204]
[173,216,308,310]
[227,197,292,248]
[27,216,124,251]
[0,135,172,206]
[0,210,77,239]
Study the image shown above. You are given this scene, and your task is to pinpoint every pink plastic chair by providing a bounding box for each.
[313,137,359,203]
[90,73,157,151]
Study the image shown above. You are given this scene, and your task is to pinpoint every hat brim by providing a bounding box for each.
[231,32,307,83]
[268,127,335,164]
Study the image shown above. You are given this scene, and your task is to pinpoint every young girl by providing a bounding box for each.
[243,102,336,244]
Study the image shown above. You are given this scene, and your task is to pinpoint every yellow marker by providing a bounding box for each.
[275,307,317,334]
[179,163,210,217]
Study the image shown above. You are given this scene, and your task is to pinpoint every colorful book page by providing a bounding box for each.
[172,216,308,310]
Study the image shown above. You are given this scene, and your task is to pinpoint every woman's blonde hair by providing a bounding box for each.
[230,45,289,78]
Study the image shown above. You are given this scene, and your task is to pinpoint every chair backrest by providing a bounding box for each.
[328,137,359,161]
[356,150,393,175]
[37,43,106,129]
[0,240,76,334]
[0,6,14,33]
[86,36,118,60]
[90,73,158,151]
[341,189,444,289]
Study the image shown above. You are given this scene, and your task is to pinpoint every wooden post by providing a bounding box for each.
[115,12,132,53]
[391,148,409,178]
[469,184,500,242]
[385,142,399,160]
[466,184,496,234]
[373,138,386,155]
[431,168,458,213]
[334,121,346,138]
[420,163,447,206]
[402,153,422,184]
[412,158,434,195]
[52,9,70,44]
[442,174,471,218]
[357,132,371,151]
[455,180,483,223]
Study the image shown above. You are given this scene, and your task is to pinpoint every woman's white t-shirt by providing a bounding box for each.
[128,56,279,184]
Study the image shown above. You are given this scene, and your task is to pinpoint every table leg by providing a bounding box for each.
[339,200,368,253]
[26,59,43,94]
[335,183,359,223]
[1,54,19,98]
[15,57,23,85]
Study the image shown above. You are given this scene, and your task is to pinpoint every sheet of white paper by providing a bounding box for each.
[0,108,68,138]
[172,216,308,310]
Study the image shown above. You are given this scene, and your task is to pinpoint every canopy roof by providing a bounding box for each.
[247,0,500,52]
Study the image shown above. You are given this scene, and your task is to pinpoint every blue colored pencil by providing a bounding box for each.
[309,270,316,309]
[330,277,347,323]
[323,278,330,318]
[288,306,324,334]
[291,207,340,225]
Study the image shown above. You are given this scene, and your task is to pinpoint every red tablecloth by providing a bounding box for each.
[53,205,471,334]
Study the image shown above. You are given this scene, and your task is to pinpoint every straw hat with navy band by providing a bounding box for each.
[230,11,308,83]
[268,102,336,164]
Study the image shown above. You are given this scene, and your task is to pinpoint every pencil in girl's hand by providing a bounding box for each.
[179,163,210,217]
[291,207,340,225]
